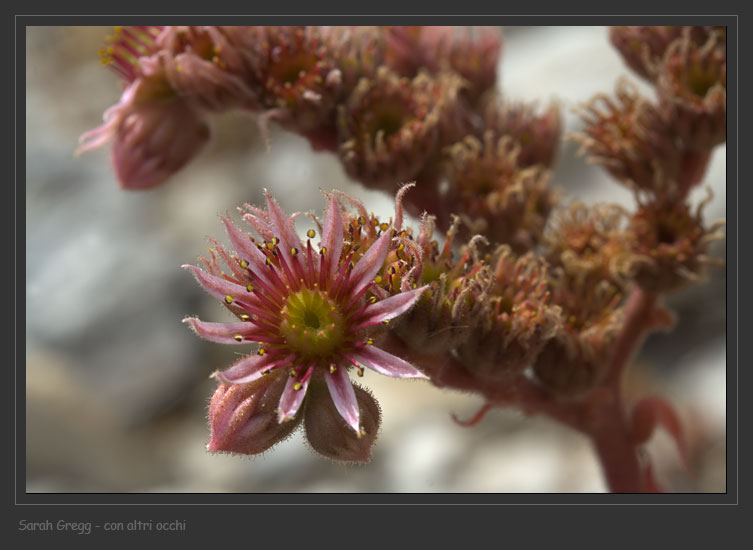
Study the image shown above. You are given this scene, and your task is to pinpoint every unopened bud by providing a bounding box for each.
[304,380,381,463]
[207,372,300,455]
[111,98,209,190]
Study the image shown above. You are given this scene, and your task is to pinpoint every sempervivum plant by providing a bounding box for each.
[77,25,727,493]
[184,189,427,461]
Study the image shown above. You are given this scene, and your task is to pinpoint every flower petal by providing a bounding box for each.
[278,365,314,423]
[264,190,303,257]
[350,345,428,379]
[221,216,273,277]
[354,286,427,329]
[183,317,263,344]
[214,353,291,385]
[349,229,392,295]
[182,264,249,305]
[325,364,360,433]
[321,194,344,279]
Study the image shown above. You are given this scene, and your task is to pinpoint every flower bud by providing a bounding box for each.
[110,96,210,190]
[207,373,301,455]
[303,380,381,463]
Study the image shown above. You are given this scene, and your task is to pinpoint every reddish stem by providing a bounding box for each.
[677,149,711,199]
[587,394,644,492]
[605,289,657,387]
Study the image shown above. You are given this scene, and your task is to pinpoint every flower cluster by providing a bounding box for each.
[79,26,726,491]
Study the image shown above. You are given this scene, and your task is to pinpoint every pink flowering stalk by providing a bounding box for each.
[184,189,427,460]
[76,26,727,492]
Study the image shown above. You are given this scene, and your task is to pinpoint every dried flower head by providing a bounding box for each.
[609,26,686,81]
[185,189,427,458]
[455,246,561,381]
[609,26,724,82]
[573,79,684,197]
[545,201,631,285]
[157,26,260,112]
[533,268,624,399]
[622,192,725,293]
[338,67,464,191]
[223,26,352,140]
[443,132,556,250]
[392,215,495,361]
[657,31,726,151]
[384,26,503,103]
[481,97,562,168]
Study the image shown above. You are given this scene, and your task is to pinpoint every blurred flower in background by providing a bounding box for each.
[25,26,726,493]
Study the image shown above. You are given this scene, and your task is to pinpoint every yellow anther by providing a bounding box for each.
[329,364,337,373]
[366,339,374,345]
[307,229,316,238]
[240,314,250,322]
[239,259,249,268]
[224,295,234,304]
[398,244,405,252]
[271,237,280,246]
[246,284,254,292]
[265,258,272,266]
[369,296,377,304]
[380,223,389,231]
[374,276,382,284]
[320,247,327,254]
[258,348,266,356]
[233,334,243,342]
[293,382,302,391]
[357,368,364,377]
[291,247,298,255]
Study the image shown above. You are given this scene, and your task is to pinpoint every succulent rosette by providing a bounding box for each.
[184,190,428,460]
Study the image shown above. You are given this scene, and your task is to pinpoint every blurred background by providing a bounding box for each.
[25,26,726,493]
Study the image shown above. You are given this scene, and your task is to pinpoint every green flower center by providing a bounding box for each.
[280,289,346,359]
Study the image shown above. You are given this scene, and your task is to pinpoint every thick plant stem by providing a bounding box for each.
[606,288,657,386]
[677,149,711,199]
[587,392,643,492]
